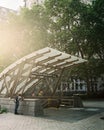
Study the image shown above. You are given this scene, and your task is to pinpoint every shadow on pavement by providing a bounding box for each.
[43,106,104,123]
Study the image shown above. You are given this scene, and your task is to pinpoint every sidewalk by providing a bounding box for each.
[0,100,104,130]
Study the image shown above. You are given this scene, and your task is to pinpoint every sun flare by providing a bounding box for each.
[0,0,24,10]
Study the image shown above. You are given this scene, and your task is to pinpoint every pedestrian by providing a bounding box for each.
[14,94,22,114]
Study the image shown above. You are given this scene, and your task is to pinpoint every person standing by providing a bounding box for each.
[14,94,21,114]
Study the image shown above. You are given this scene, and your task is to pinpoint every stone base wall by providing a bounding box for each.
[0,98,44,116]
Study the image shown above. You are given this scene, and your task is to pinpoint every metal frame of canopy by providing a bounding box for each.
[0,47,87,98]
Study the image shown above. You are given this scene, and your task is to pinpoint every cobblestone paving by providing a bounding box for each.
[0,100,104,130]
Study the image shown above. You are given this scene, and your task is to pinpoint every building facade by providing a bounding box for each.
[57,75,104,95]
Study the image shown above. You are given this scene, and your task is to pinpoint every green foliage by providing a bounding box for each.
[45,0,104,59]
[8,5,49,54]
[0,107,8,114]
[44,0,104,94]
[0,0,104,95]
[0,5,49,71]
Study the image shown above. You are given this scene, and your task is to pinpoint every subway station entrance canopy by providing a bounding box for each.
[0,47,86,97]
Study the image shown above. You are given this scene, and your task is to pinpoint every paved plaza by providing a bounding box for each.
[0,100,104,130]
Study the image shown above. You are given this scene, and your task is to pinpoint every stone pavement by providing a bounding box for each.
[0,100,104,130]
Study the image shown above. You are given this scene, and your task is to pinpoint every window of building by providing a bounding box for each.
[75,83,78,90]
[71,83,74,90]
[80,83,83,89]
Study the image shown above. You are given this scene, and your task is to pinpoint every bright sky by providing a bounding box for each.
[0,0,24,10]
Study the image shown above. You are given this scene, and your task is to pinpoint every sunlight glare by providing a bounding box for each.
[0,0,24,10]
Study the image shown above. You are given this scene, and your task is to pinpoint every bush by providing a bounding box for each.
[0,107,8,114]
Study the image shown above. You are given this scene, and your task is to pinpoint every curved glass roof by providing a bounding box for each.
[0,47,87,97]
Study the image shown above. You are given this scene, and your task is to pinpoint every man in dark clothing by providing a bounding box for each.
[14,94,21,114]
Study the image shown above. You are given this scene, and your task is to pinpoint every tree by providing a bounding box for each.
[0,5,49,70]
[45,0,104,94]
[8,5,49,56]
[0,0,104,95]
